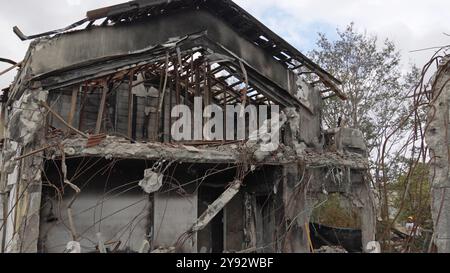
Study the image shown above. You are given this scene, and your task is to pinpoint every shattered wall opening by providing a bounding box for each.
[43,47,281,144]
[309,193,363,253]
[37,156,282,254]
[39,158,152,253]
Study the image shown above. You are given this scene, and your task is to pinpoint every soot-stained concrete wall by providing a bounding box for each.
[153,190,198,253]
[29,10,289,93]
[39,159,151,253]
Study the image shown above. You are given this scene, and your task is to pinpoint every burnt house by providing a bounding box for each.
[0,0,375,253]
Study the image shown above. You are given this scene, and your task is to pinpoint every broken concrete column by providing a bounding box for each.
[243,193,257,251]
[338,128,375,252]
[351,182,376,252]
[426,58,450,252]
[335,128,367,156]
[0,88,48,253]
[0,192,4,253]
[6,89,48,146]
[192,182,241,232]
[9,145,45,253]
[281,163,314,253]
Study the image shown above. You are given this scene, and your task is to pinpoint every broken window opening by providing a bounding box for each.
[44,49,279,145]
[310,193,363,253]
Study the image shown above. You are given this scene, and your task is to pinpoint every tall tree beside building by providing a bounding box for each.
[309,23,422,246]
[310,23,407,151]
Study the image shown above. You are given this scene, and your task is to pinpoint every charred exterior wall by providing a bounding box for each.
[27,10,290,94]
[153,190,198,253]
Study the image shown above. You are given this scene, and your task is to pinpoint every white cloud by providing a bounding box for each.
[66,0,82,6]
[0,0,125,88]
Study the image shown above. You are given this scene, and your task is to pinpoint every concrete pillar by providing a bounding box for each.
[10,152,43,253]
[430,188,450,252]
[351,182,376,252]
[281,163,313,253]
[0,192,4,253]
[426,58,450,253]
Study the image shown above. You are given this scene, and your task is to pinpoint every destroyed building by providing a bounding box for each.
[0,0,375,253]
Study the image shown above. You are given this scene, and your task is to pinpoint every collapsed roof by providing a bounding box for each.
[11,0,345,103]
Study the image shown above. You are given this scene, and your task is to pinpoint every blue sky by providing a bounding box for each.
[1,0,450,88]
[257,6,339,52]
